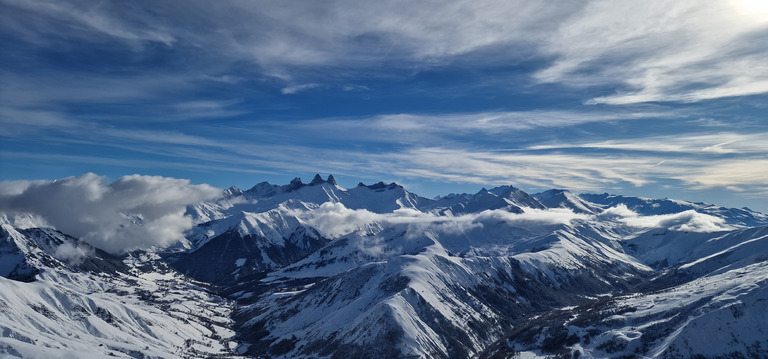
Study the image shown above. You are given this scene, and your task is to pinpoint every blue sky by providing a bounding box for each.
[1,0,768,211]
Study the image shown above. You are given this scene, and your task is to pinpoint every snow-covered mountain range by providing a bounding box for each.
[2,174,768,358]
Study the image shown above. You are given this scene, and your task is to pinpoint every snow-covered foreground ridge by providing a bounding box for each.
[2,174,768,358]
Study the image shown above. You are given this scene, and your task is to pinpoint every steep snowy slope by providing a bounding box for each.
[171,208,330,286]
[233,210,654,358]
[0,269,240,359]
[174,175,435,287]
[0,224,39,281]
[3,176,768,359]
[174,178,768,359]
[480,259,768,359]
[1,220,125,282]
[624,225,768,270]
[479,222,768,359]
[0,220,244,359]
[174,176,433,286]
[580,193,768,227]
[441,186,544,215]
[533,189,604,214]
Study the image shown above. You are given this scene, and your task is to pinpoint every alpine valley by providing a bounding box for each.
[2,174,768,359]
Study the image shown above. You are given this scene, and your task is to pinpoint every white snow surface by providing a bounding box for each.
[0,269,241,358]
[3,178,768,359]
[0,219,243,359]
[510,261,768,358]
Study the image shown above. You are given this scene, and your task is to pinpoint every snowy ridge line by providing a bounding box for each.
[2,176,768,358]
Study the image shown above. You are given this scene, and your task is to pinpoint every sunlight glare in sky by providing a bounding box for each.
[738,0,768,14]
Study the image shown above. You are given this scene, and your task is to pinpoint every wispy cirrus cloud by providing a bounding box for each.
[0,0,560,86]
[536,0,768,104]
[5,102,767,198]
[529,132,768,154]
[1,0,175,47]
[380,147,663,190]
[2,0,768,213]
[1,151,282,177]
[677,159,768,191]
[6,128,768,207]
[0,106,80,136]
[355,147,768,196]
[0,71,191,108]
[171,101,245,119]
[281,83,320,95]
[4,0,767,106]
[282,109,670,146]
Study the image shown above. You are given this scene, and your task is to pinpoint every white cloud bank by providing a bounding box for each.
[0,173,221,253]
[599,204,731,232]
[294,202,725,247]
[297,202,592,240]
[292,203,595,257]
[0,175,732,256]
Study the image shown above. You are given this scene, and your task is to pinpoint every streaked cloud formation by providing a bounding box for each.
[1,0,767,211]
[538,0,768,104]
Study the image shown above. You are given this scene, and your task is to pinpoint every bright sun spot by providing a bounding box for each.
[739,0,768,14]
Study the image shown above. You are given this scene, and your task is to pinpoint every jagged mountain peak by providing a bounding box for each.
[356,180,403,190]
[286,176,305,191]
[237,177,540,214]
[533,189,603,214]
[286,174,344,191]
[309,173,324,185]
[203,176,428,218]
[444,184,543,214]
[244,175,343,198]
[326,174,338,185]
[223,185,243,198]
[5,175,768,359]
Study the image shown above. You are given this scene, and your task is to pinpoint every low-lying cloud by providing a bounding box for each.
[297,202,381,238]
[294,202,592,240]
[53,241,95,266]
[0,173,221,253]
[291,203,593,257]
[0,174,734,256]
[296,202,731,246]
[599,204,731,232]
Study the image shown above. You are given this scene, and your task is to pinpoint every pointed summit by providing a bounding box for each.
[223,186,243,198]
[309,174,324,186]
[286,177,304,192]
[326,174,338,186]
